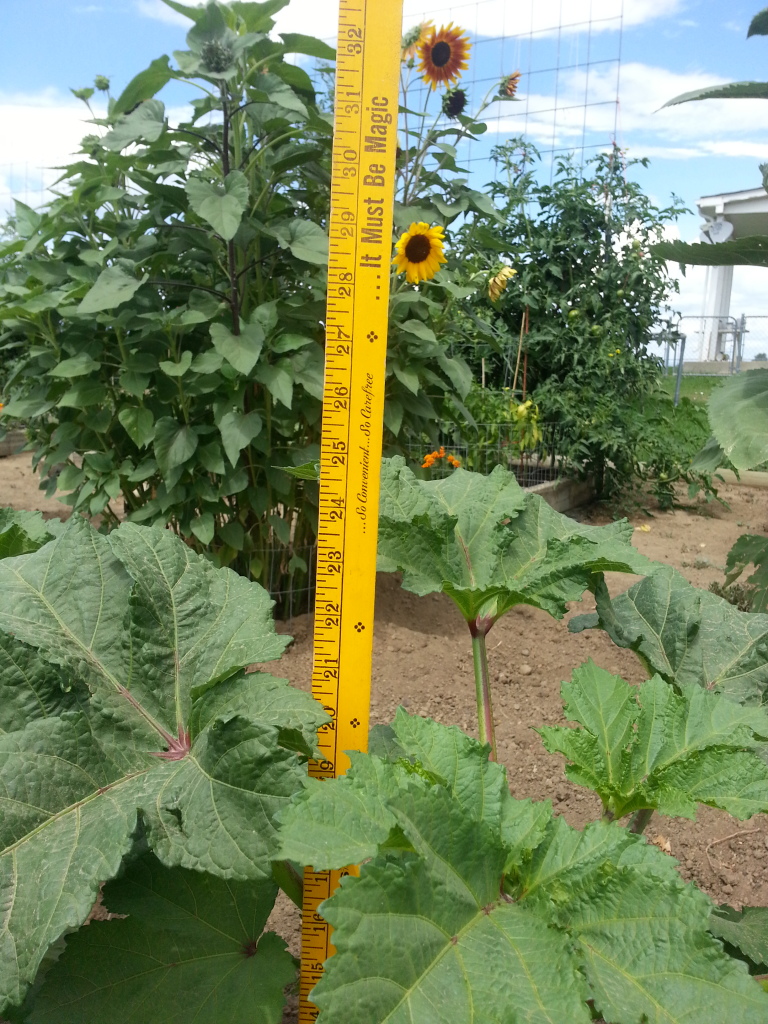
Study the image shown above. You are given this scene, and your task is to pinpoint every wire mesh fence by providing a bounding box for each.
[402,405,564,487]
[1,2,626,219]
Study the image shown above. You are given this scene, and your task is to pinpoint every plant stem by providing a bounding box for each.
[628,808,654,834]
[470,618,496,760]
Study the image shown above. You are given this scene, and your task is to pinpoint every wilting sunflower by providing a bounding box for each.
[401,21,434,61]
[442,86,468,119]
[417,23,471,90]
[502,71,522,98]
[488,265,517,301]
[393,222,447,284]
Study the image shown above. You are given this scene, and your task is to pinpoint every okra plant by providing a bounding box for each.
[3,458,768,1023]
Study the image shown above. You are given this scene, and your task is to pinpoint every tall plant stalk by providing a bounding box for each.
[470,616,497,759]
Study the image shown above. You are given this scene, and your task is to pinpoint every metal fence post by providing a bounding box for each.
[674,335,686,407]
[736,314,746,372]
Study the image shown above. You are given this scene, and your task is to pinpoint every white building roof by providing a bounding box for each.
[698,186,768,238]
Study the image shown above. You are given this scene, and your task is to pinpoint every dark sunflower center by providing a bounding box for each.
[404,234,432,263]
[430,41,452,67]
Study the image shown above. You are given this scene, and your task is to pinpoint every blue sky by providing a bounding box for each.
[2,0,768,348]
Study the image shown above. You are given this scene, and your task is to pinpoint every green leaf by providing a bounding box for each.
[0,509,57,560]
[190,511,215,545]
[663,81,768,107]
[539,662,768,819]
[159,0,206,21]
[280,460,319,481]
[0,713,148,1013]
[653,236,768,268]
[377,457,651,624]
[0,518,313,1012]
[159,350,193,377]
[56,381,109,409]
[281,709,547,873]
[230,1,289,32]
[571,871,768,1023]
[392,363,419,394]
[153,417,198,476]
[279,32,335,59]
[399,318,436,343]
[710,906,768,969]
[210,320,264,375]
[77,262,148,315]
[256,363,293,408]
[27,856,294,1024]
[691,434,726,473]
[102,99,166,151]
[185,170,250,241]
[46,352,101,378]
[283,712,768,1023]
[219,409,263,466]
[569,566,768,704]
[724,534,768,612]
[113,55,175,116]
[270,219,328,264]
[13,200,41,238]
[708,369,768,470]
[0,632,86,734]
[749,8,768,37]
[313,787,590,1024]
[118,406,155,448]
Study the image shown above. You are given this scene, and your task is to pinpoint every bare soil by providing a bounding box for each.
[3,453,768,1020]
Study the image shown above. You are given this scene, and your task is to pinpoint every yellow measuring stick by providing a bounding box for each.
[299,0,404,1019]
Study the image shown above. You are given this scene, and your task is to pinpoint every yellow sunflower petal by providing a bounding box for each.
[417,23,472,90]
[391,221,447,285]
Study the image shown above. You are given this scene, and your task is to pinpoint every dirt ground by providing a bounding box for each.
[3,452,768,1019]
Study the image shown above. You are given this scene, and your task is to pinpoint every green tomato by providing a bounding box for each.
[616,289,625,298]
[590,325,603,337]
[567,309,580,320]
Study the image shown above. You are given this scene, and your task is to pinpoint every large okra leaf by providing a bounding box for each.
[0,509,61,559]
[281,711,768,1023]
[723,533,768,613]
[709,906,768,971]
[570,566,768,703]
[280,710,551,870]
[24,855,295,1024]
[538,661,768,819]
[378,457,651,624]
[0,632,88,734]
[0,518,325,1014]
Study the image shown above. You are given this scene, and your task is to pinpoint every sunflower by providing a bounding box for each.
[417,23,471,90]
[488,266,517,301]
[502,71,522,98]
[401,21,434,61]
[392,222,447,284]
[442,86,468,119]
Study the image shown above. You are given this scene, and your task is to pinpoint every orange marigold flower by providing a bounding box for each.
[446,454,461,468]
[421,447,446,469]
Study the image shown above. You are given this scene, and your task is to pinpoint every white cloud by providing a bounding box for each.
[134,0,192,26]
[484,61,768,159]
[0,91,195,219]
[135,0,680,40]
[0,91,105,216]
